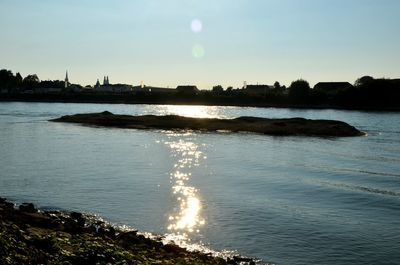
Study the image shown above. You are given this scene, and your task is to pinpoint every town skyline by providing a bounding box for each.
[5,67,398,91]
[1,0,400,89]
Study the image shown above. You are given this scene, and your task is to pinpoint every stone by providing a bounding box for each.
[19,203,37,213]
[70,212,85,227]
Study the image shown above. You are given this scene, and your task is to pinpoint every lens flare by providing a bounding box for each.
[191,19,202,33]
[192,44,205,59]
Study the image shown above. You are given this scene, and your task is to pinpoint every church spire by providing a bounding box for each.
[65,70,69,88]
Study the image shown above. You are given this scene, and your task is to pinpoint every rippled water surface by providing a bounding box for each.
[1,102,400,264]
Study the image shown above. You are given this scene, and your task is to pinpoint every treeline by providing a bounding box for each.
[290,77,399,108]
[0,69,64,91]
[333,77,400,109]
[200,77,400,110]
[283,77,400,109]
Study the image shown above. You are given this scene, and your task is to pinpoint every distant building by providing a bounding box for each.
[141,86,176,93]
[103,76,110,86]
[112,84,134,93]
[95,75,112,92]
[245,84,273,95]
[81,85,94,93]
[176,85,199,94]
[94,75,133,93]
[32,86,63,94]
[95,84,133,93]
[69,84,82,93]
[389,78,400,85]
[314,82,353,95]
[33,71,69,94]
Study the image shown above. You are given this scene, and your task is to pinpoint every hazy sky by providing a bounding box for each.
[1,0,399,88]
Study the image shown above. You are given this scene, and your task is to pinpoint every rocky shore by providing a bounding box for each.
[51,111,363,137]
[0,197,256,265]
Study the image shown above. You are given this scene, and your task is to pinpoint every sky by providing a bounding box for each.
[1,0,400,89]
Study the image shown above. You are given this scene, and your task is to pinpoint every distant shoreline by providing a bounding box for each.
[2,68,399,111]
[1,93,399,112]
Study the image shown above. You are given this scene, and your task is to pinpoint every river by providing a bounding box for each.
[0,102,399,264]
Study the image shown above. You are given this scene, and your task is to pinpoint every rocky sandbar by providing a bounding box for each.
[51,111,363,137]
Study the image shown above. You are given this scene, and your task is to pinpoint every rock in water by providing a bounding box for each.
[51,111,364,137]
[19,202,37,213]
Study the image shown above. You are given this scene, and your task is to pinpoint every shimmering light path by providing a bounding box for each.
[159,105,211,237]
[165,134,206,237]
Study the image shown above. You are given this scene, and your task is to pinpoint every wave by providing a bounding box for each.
[318,180,400,197]
[338,168,400,178]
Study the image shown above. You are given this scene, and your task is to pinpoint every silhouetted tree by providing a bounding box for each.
[39,80,64,88]
[22,74,40,89]
[274,81,280,90]
[355,76,374,87]
[23,74,39,83]
[289,79,310,103]
[212,85,223,93]
[15,72,23,85]
[309,89,329,105]
[0,69,19,91]
[332,76,400,109]
[0,69,13,81]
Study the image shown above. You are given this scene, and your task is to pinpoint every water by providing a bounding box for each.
[1,102,399,265]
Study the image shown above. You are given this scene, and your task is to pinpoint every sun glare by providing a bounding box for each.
[156,105,222,118]
[165,136,206,236]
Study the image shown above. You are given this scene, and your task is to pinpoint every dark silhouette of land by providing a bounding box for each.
[1,68,400,111]
[51,111,364,137]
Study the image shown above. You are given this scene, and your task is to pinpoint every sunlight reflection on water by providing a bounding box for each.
[153,105,227,118]
[164,133,206,237]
